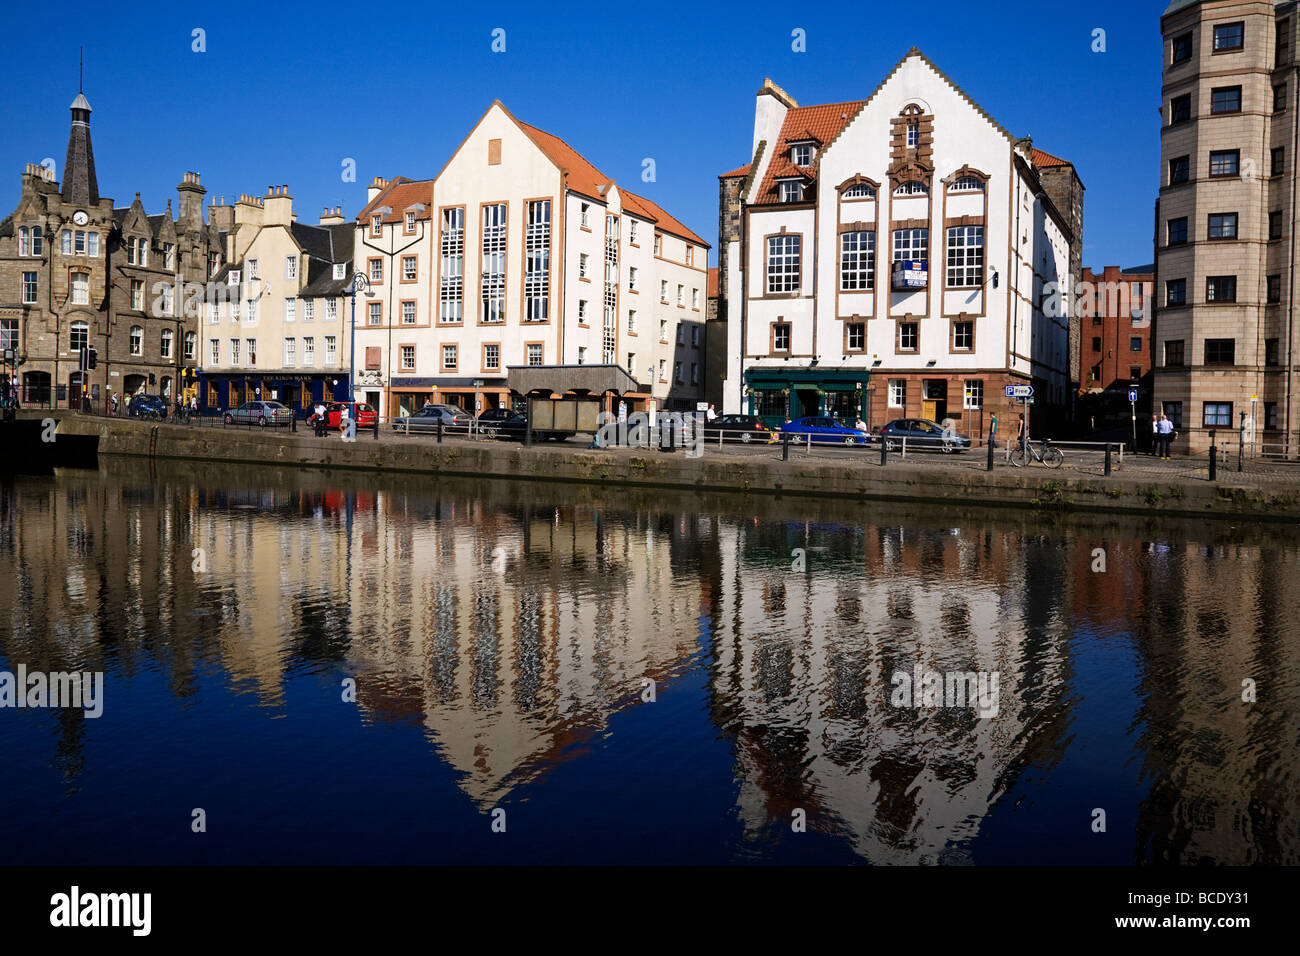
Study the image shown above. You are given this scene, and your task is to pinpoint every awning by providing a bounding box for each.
[506,364,643,395]
[745,367,869,389]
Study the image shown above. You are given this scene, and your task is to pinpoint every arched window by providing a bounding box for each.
[70,271,90,305]
[950,176,984,193]
[130,325,143,356]
[894,181,929,196]
[843,183,876,199]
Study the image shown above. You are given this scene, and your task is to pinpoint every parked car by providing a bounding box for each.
[780,416,870,445]
[477,408,529,439]
[324,402,377,429]
[223,400,294,427]
[391,404,472,432]
[710,414,778,444]
[878,418,971,453]
[128,394,168,419]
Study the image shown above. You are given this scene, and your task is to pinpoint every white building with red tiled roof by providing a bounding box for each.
[352,101,710,419]
[719,50,1076,437]
[352,176,434,418]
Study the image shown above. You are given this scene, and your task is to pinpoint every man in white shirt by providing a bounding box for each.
[1157,414,1174,459]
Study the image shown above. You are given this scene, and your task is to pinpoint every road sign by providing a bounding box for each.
[1005,384,1034,399]
[1128,389,1138,403]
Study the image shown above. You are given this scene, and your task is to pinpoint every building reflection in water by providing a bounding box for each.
[0,462,1296,864]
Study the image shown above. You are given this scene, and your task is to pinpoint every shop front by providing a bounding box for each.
[744,367,869,427]
[392,377,511,419]
[199,373,347,417]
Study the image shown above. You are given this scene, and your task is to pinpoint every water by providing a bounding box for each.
[1,460,1296,865]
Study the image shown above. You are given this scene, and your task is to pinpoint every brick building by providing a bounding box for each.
[0,92,223,408]
[1078,264,1155,430]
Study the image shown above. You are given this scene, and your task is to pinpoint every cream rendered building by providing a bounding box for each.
[351,177,434,418]
[370,101,710,417]
[198,187,355,414]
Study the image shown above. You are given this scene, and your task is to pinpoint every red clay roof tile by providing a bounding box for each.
[752,101,866,205]
[1030,147,1070,169]
[356,178,433,224]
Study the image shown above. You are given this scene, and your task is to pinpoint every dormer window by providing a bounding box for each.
[779,180,805,203]
[894,181,929,196]
[405,211,416,232]
[842,183,876,199]
[333,263,346,280]
[949,176,984,193]
[228,269,241,286]
[791,144,814,166]
[371,215,383,236]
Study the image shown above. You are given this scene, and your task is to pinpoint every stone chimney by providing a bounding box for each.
[234,192,265,228]
[753,79,795,184]
[367,176,389,203]
[263,184,293,226]
[319,205,345,225]
[209,195,234,234]
[177,171,206,227]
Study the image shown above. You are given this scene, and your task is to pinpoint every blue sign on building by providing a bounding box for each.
[891,260,928,290]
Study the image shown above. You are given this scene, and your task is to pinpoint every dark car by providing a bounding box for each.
[711,414,778,444]
[128,394,168,419]
[878,418,971,453]
[477,408,528,439]
[780,416,870,445]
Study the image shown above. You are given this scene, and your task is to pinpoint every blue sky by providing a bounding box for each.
[0,0,1162,269]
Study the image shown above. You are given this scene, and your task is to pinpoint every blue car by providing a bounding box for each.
[878,418,971,453]
[780,416,870,445]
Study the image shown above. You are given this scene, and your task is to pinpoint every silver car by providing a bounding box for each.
[223,401,294,427]
[391,404,473,432]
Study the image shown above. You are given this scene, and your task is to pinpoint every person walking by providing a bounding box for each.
[109,390,119,416]
[1157,414,1174,459]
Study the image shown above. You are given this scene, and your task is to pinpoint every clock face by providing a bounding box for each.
[72,211,88,226]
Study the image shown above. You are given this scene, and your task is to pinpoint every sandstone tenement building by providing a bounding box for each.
[0,92,224,408]
[1157,0,1300,452]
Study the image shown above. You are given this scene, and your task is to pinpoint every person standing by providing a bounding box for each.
[1157,414,1174,459]
[706,403,717,423]
[1150,414,1160,457]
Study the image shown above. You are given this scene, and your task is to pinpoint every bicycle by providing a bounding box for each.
[1009,437,1064,469]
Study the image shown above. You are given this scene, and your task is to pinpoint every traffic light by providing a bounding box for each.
[86,347,97,370]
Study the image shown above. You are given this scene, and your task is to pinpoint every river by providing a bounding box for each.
[1,460,1296,864]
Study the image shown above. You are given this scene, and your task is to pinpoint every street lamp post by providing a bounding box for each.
[345,272,370,406]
